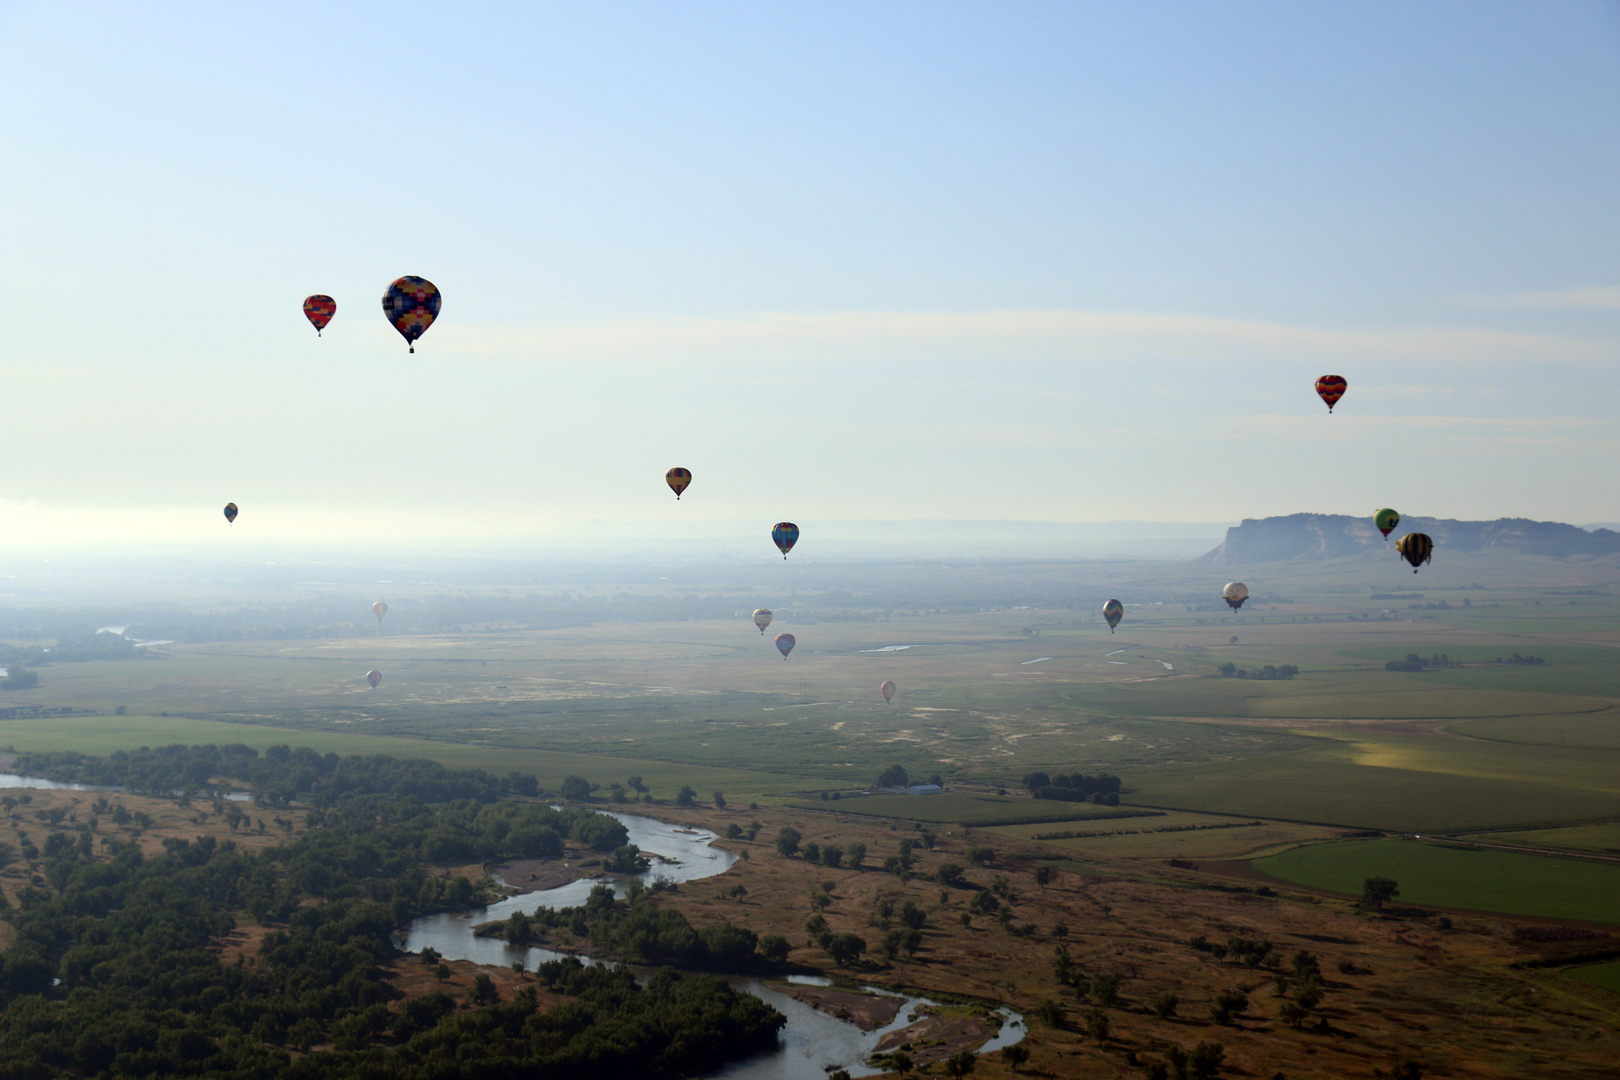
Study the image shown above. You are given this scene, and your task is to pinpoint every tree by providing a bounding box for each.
[1035,865,1052,887]
[1030,998,1065,1029]
[1362,876,1400,909]
[675,785,697,807]
[822,844,843,868]
[760,934,791,965]
[1153,991,1179,1019]
[825,932,866,967]
[876,764,909,789]
[775,826,802,857]
[936,861,965,887]
[803,842,821,864]
[1210,991,1247,1026]
[1000,1043,1030,1072]
[1090,972,1120,1007]
[0,666,40,691]
[846,841,866,869]
[1085,1008,1110,1043]
[712,790,727,809]
[944,1049,977,1077]
[967,845,996,865]
[559,775,594,801]
[627,774,646,794]
[473,973,498,1003]
[746,820,763,841]
[1190,1041,1226,1079]
[725,823,743,840]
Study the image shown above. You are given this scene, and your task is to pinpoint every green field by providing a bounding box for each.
[785,792,1156,827]
[1569,962,1620,995]
[1456,823,1620,855]
[1255,838,1620,924]
[0,713,797,799]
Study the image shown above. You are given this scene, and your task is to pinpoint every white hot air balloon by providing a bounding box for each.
[1222,582,1249,611]
[373,602,388,622]
[752,608,772,635]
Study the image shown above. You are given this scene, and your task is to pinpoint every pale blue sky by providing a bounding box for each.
[2,2,1617,549]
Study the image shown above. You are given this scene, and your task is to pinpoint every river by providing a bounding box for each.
[399,810,1025,1078]
[0,773,1024,1075]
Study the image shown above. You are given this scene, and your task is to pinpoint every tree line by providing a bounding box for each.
[1021,771,1122,804]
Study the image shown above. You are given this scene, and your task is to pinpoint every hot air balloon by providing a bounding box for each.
[373,602,388,622]
[753,608,773,634]
[1395,532,1433,573]
[1103,599,1124,633]
[1222,582,1249,610]
[366,670,382,689]
[1315,375,1347,413]
[772,522,799,559]
[303,294,336,335]
[1374,508,1400,540]
[665,467,692,499]
[881,680,896,703]
[223,502,238,526]
[381,276,440,353]
[774,633,796,660]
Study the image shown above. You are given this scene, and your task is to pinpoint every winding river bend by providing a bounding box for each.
[0,775,1023,1076]
[399,810,1025,1079]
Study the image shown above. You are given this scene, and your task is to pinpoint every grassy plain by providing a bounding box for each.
[987,810,1342,860]
[1255,838,1620,924]
[5,550,1620,841]
[784,792,1157,826]
[1569,962,1620,996]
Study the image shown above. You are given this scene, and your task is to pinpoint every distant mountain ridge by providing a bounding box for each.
[1200,514,1620,564]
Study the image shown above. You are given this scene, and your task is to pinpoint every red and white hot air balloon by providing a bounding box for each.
[366,670,382,689]
[880,680,896,703]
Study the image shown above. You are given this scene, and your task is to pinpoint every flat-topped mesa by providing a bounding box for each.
[1199,514,1620,564]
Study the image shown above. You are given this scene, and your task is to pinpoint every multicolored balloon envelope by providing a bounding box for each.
[223,502,238,525]
[880,680,896,702]
[1395,532,1433,573]
[772,522,799,559]
[1315,375,1347,413]
[1374,508,1400,539]
[381,276,441,353]
[1103,599,1124,633]
[753,608,772,634]
[1222,581,1249,610]
[666,467,692,499]
[303,294,336,335]
[373,602,388,621]
[366,670,382,689]
[774,633,796,660]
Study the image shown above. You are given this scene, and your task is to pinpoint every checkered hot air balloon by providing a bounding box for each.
[381,276,441,353]
[303,295,336,335]
[1315,375,1347,413]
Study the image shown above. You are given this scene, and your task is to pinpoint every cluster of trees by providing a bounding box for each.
[1021,771,1122,804]
[491,883,792,972]
[772,827,876,871]
[15,743,541,807]
[1186,935,1332,1032]
[1215,663,1298,680]
[0,750,783,1076]
[874,764,944,790]
[0,666,39,691]
[0,632,150,667]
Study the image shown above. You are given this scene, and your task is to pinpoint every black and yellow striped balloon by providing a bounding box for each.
[1395,532,1433,573]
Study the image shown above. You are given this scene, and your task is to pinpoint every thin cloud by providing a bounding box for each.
[445,308,1615,366]
[1456,286,1620,311]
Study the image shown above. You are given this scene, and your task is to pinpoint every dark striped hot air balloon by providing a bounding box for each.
[772,522,799,559]
[303,295,336,335]
[223,502,238,526]
[1103,599,1124,633]
[774,633,796,660]
[1395,532,1433,573]
[1315,375,1347,413]
[666,467,692,499]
